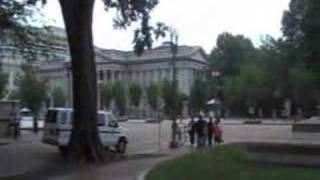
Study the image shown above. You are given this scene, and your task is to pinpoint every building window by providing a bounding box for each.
[115,71,119,80]
[106,70,111,81]
[99,70,104,80]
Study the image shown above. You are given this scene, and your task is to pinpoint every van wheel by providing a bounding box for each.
[58,146,68,155]
[116,139,127,154]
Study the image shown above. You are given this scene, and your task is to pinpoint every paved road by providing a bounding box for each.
[0,120,300,179]
[122,121,172,154]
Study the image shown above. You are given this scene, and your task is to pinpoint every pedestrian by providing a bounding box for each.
[207,117,213,146]
[215,111,221,124]
[187,118,196,146]
[196,115,206,148]
[213,121,223,144]
[9,111,20,139]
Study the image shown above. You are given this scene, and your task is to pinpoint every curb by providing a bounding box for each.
[0,170,27,179]
[136,168,151,180]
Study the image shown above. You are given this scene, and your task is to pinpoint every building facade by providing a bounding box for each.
[1,27,209,113]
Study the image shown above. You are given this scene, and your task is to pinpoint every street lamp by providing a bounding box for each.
[64,61,72,107]
[169,28,179,149]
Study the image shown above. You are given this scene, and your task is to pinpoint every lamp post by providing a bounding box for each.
[169,29,179,148]
[65,61,72,107]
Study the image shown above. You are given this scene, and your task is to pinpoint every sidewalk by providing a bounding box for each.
[49,145,191,180]
[0,131,58,179]
[0,130,191,180]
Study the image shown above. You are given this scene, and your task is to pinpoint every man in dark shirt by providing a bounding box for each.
[207,117,213,146]
[196,115,206,148]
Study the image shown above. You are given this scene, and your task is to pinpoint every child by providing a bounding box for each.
[212,122,223,144]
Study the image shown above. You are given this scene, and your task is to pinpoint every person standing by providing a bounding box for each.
[187,118,196,146]
[196,115,206,148]
[213,121,223,144]
[207,117,213,146]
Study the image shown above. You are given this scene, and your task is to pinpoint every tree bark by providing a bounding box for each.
[58,0,105,162]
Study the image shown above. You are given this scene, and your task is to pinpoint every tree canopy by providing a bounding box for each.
[129,83,142,108]
[17,65,47,113]
[146,83,160,111]
[51,86,66,107]
[101,82,113,109]
[112,81,127,116]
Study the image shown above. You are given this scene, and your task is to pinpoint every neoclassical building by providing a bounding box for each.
[1,27,209,111]
[0,27,68,98]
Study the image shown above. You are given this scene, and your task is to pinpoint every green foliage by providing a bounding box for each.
[146,145,320,180]
[281,0,307,46]
[8,90,19,100]
[129,83,142,107]
[17,65,47,114]
[301,0,320,80]
[224,64,269,108]
[101,0,168,55]
[189,79,208,115]
[112,81,127,115]
[160,80,181,118]
[210,32,319,117]
[51,87,65,107]
[0,0,42,31]
[210,32,257,77]
[101,82,113,109]
[146,83,160,110]
[289,65,318,113]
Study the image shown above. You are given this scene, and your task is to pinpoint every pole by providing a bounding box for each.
[158,111,162,153]
[169,29,179,148]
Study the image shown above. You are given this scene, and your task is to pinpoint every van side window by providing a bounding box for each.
[70,112,73,124]
[107,114,118,127]
[60,111,68,124]
[45,110,57,123]
[97,114,105,126]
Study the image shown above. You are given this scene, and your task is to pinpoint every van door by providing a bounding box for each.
[106,113,120,145]
[97,113,108,146]
[43,109,59,144]
[57,110,72,146]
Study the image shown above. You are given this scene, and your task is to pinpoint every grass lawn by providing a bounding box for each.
[146,145,320,180]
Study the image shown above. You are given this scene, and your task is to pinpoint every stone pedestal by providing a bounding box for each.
[292,116,320,140]
[246,116,320,167]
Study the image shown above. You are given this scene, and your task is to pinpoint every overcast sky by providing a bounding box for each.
[43,0,290,53]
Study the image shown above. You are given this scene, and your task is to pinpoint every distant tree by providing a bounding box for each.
[52,87,66,107]
[0,70,8,99]
[289,65,318,116]
[129,83,142,108]
[112,81,127,116]
[209,32,257,77]
[17,65,47,133]
[146,83,160,111]
[160,80,180,119]
[8,90,19,100]
[224,63,270,116]
[301,0,320,81]
[101,82,113,109]
[282,0,308,46]
[189,79,208,115]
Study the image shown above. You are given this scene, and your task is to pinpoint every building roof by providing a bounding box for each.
[96,45,208,64]
[1,26,208,65]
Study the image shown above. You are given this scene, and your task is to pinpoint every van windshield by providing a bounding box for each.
[45,110,58,123]
[108,114,117,122]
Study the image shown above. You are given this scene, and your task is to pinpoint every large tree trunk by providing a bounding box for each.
[58,0,105,162]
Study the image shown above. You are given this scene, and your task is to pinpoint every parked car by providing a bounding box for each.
[19,108,34,129]
[19,108,44,129]
[42,108,128,154]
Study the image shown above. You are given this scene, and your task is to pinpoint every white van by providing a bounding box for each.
[42,108,128,154]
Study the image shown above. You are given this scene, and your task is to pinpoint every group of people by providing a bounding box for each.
[187,115,223,148]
